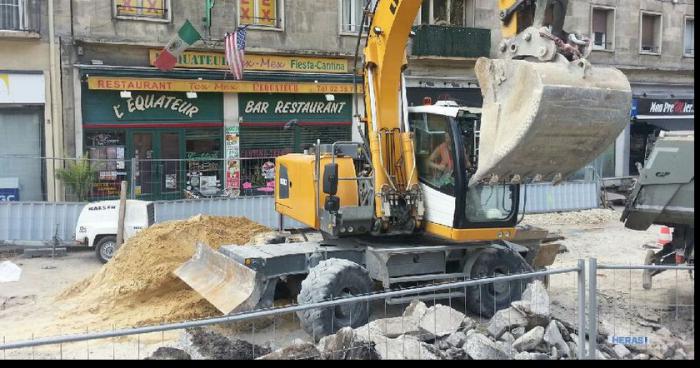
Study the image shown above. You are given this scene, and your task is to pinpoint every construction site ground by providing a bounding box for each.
[0,208,694,359]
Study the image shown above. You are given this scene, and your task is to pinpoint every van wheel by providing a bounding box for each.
[95,236,117,264]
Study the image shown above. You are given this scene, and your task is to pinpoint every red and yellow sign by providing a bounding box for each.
[87,76,363,94]
[240,0,277,27]
[148,50,351,74]
[115,0,166,18]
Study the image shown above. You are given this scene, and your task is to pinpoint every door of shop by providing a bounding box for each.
[128,130,185,200]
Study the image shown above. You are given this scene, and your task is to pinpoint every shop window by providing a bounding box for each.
[419,0,473,27]
[340,0,376,34]
[85,130,127,200]
[239,0,283,29]
[591,7,614,51]
[0,107,44,201]
[640,12,662,54]
[185,129,222,196]
[684,17,694,57]
[0,0,22,31]
[114,0,171,22]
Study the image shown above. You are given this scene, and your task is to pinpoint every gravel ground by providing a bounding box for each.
[0,208,693,359]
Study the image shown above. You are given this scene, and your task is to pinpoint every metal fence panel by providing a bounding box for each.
[0,201,85,243]
[520,181,600,214]
[153,196,306,230]
[1,182,600,243]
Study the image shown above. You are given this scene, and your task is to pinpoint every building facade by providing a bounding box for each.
[1,0,691,201]
[0,0,66,201]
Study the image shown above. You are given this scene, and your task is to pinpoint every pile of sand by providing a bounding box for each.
[522,208,620,226]
[57,215,270,328]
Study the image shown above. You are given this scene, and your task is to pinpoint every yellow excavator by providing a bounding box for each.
[176,0,631,340]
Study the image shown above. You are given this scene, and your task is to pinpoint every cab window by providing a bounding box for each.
[410,112,456,196]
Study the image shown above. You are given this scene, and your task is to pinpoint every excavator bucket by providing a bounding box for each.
[174,242,263,314]
[470,57,632,186]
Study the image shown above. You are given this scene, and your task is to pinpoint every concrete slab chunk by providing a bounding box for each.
[512,326,545,352]
[464,332,512,360]
[418,304,466,338]
[613,344,632,359]
[487,307,529,339]
[544,320,571,357]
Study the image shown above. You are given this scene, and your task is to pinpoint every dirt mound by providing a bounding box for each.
[57,215,269,329]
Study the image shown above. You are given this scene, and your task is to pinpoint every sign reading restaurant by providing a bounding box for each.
[148,50,351,74]
[87,76,361,94]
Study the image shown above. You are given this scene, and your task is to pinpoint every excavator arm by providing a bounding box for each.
[361,0,631,233]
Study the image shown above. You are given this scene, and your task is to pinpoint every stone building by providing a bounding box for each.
[0,0,67,201]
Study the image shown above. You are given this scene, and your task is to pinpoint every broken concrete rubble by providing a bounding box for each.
[612,344,631,359]
[257,340,321,360]
[487,307,529,339]
[418,304,466,338]
[512,280,550,327]
[317,327,381,360]
[512,326,544,352]
[444,331,466,348]
[543,320,571,358]
[464,331,512,360]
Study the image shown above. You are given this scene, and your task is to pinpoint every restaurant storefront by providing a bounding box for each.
[78,51,359,200]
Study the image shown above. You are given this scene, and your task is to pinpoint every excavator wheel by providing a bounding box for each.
[464,249,531,317]
[297,258,373,341]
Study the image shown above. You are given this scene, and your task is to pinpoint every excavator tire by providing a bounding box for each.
[297,258,373,341]
[464,248,531,317]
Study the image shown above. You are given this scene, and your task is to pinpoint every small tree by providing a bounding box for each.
[56,156,96,202]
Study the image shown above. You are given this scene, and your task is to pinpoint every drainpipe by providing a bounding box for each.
[47,0,63,201]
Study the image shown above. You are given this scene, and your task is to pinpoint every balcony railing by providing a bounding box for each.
[411,24,490,58]
[0,0,40,34]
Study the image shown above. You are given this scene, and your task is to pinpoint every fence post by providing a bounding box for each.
[130,159,137,200]
[587,258,598,359]
[116,181,128,249]
[577,259,586,360]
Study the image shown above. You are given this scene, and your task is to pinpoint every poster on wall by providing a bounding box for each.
[224,126,241,197]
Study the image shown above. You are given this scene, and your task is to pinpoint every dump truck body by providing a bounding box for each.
[621,132,694,231]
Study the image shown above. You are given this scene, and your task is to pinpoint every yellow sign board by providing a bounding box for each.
[148,50,351,74]
[87,76,362,94]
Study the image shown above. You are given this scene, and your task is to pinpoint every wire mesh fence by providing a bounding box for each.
[0,155,279,203]
[1,265,586,360]
[589,260,695,360]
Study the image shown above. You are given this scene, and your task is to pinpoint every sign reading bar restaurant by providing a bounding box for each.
[87,76,360,94]
[148,50,351,74]
[239,94,352,126]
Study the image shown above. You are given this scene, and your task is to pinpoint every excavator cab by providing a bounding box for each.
[410,103,520,241]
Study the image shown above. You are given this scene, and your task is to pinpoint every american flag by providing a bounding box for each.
[225,26,247,80]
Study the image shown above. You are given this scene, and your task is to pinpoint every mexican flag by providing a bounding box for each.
[154,20,202,71]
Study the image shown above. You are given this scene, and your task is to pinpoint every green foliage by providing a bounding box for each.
[56,156,96,202]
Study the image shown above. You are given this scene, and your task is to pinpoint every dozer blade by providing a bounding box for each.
[471,57,632,186]
[174,242,263,314]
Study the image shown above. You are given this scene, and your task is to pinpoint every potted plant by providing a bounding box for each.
[55,156,97,202]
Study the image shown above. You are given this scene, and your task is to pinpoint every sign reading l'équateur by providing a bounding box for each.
[82,90,223,127]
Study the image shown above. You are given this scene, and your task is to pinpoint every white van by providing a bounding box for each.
[74,200,154,263]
